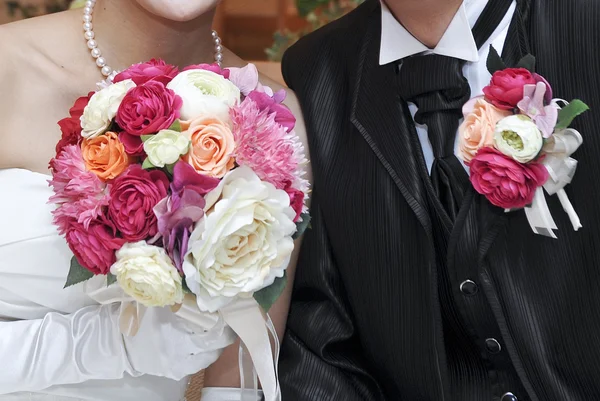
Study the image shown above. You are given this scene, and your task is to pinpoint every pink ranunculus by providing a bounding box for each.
[470,147,549,209]
[284,182,305,222]
[118,132,145,157]
[483,68,536,110]
[182,63,230,79]
[247,90,296,132]
[108,165,170,242]
[113,59,179,86]
[116,81,182,137]
[66,218,125,275]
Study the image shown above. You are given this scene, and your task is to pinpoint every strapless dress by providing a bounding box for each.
[0,169,192,401]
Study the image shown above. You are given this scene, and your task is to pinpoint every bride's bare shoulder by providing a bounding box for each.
[0,11,87,170]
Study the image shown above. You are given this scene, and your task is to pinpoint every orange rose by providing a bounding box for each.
[459,98,512,163]
[182,117,235,178]
[82,132,132,181]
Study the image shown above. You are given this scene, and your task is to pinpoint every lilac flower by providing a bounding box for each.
[517,82,559,138]
[154,161,220,271]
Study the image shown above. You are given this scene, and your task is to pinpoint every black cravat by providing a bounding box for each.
[397,0,515,222]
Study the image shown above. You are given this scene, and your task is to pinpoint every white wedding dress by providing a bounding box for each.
[0,168,237,401]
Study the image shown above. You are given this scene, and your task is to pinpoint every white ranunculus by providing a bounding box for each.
[143,129,191,167]
[80,79,136,138]
[183,166,296,313]
[166,69,240,124]
[494,115,544,163]
[111,241,184,307]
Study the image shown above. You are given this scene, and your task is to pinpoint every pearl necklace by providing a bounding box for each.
[81,0,224,87]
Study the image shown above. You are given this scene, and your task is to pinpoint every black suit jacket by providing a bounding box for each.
[279,1,600,400]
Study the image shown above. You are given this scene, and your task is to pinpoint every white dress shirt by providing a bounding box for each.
[380,0,517,173]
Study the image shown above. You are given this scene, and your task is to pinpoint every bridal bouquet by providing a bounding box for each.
[459,48,588,238]
[49,59,309,314]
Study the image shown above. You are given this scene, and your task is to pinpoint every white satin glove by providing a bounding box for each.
[0,303,236,395]
[201,388,263,401]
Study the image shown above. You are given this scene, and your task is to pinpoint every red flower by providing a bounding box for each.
[470,147,548,209]
[108,165,170,242]
[283,182,305,222]
[116,81,182,136]
[113,59,179,86]
[66,218,125,275]
[183,63,230,79]
[55,92,94,156]
[482,68,536,110]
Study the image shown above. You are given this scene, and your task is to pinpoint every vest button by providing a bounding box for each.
[501,392,518,401]
[485,338,502,354]
[460,279,478,296]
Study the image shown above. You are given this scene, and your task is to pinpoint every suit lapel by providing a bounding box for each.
[350,4,432,236]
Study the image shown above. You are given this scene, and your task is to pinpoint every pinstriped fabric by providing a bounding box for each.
[280,0,600,400]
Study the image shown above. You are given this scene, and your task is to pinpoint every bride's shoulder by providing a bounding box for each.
[0,11,85,170]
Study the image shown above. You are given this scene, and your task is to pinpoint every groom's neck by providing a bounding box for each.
[384,0,463,48]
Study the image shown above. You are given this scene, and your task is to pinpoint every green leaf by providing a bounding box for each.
[293,213,312,240]
[142,158,155,170]
[556,99,590,130]
[254,272,288,312]
[182,279,193,294]
[168,120,182,133]
[166,163,176,176]
[140,135,154,143]
[516,54,536,72]
[107,273,117,287]
[64,256,94,288]
[486,45,506,75]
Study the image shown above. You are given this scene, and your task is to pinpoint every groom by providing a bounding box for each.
[278,0,600,400]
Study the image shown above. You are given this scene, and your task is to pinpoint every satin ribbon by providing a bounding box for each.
[221,297,281,401]
[83,276,146,336]
[524,128,583,238]
[84,277,282,401]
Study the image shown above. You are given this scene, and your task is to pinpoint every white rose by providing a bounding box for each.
[111,241,184,307]
[166,69,240,124]
[183,166,297,312]
[494,115,543,163]
[81,79,136,138]
[143,129,191,167]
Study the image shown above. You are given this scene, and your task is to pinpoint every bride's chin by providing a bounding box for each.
[135,0,219,22]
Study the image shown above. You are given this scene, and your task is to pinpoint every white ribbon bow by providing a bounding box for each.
[524,128,583,238]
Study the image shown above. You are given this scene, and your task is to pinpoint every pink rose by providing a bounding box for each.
[113,59,179,86]
[66,218,125,275]
[182,63,230,79]
[470,147,549,209]
[247,90,296,132]
[116,81,182,137]
[459,98,511,163]
[483,68,536,110]
[283,182,304,222]
[108,165,170,242]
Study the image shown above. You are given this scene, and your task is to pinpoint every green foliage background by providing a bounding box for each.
[266,0,364,61]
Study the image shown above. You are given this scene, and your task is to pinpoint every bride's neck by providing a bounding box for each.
[93,0,217,70]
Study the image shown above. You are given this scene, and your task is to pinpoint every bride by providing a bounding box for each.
[0,0,309,400]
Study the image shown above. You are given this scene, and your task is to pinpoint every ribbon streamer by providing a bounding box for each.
[221,297,281,401]
[524,128,583,237]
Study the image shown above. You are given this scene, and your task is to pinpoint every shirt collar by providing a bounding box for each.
[379,0,480,65]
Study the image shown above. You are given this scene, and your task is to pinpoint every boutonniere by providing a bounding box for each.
[458,47,589,238]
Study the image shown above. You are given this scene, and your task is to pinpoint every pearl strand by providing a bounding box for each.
[82,0,224,86]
